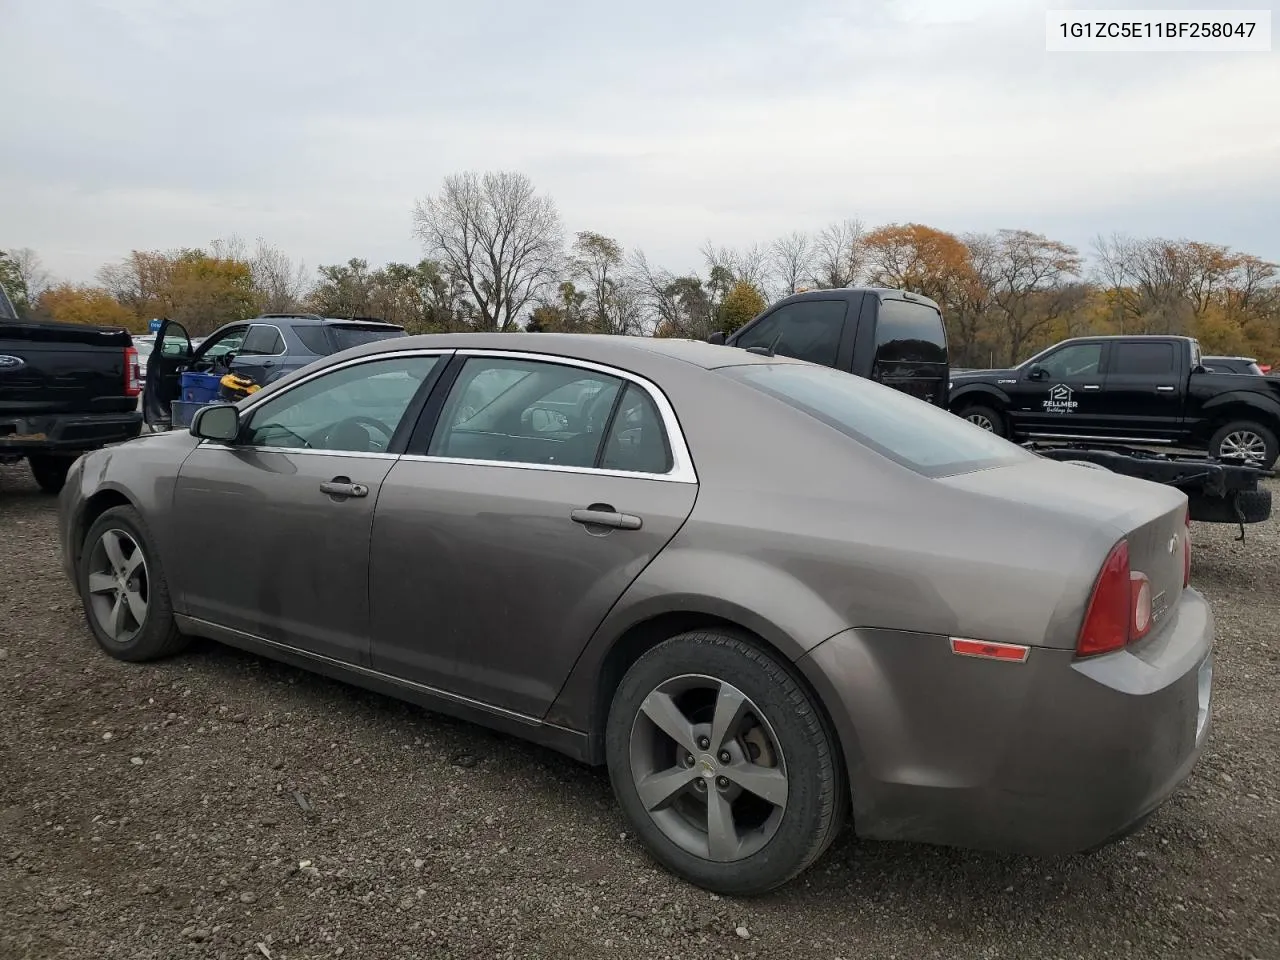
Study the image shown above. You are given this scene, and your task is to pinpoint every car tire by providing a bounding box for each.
[1188,488,1273,524]
[78,505,188,662]
[958,404,1006,437]
[28,454,73,495]
[605,629,846,896]
[1210,420,1279,469]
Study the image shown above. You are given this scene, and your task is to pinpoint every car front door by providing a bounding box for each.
[1007,341,1110,437]
[368,352,698,717]
[171,352,448,664]
[142,320,193,427]
[1100,339,1184,440]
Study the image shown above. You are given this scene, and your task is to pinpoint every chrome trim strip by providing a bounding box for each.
[182,616,549,728]
[1026,433,1174,444]
[197,444,400,460]
[396,452,695,483]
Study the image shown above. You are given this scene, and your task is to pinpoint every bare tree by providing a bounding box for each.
[813,218,866,288]
[7,248,51,302]
[568,231,643,335]
[412,171,563,331]
[989,229,1082,364]
[249,238,310,313]
[770,231,815,296]
[628,250,714,338]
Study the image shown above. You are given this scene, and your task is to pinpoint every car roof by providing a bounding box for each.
[356,332,806,371]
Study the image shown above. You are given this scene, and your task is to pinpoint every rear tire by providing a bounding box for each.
[28,455,73,495]
[605,629,846,895]
[958,404,1006,437]
[1188,488,1272,524]
[1210,420,1278,469]
[78,505,188,662]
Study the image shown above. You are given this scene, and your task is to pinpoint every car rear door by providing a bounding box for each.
[229,323,288,386]
[171,351,449,664]
[368,351,698,717]
[1100,339,1185,441]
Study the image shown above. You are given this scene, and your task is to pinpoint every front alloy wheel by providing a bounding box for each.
[86,528,150,644]
[629,675,788,862]
[1218,429,1267,465]
[966,412,995,431]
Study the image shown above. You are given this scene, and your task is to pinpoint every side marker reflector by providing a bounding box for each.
[950,637,1030,663]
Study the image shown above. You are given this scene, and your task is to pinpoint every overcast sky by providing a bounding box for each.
[2,0,1278,285]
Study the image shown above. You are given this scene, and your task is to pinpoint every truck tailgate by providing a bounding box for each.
[0,324,136,416]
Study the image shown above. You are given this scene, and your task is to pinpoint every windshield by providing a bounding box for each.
[721,362,1032,477]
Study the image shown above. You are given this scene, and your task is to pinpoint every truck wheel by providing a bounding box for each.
[1188,488,1272,524]
[959,405,1006,437]
[1210,421,1278,469]
[28,455,73,495]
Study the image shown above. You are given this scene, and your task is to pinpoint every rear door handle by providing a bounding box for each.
[1081,384,1101,391]
[320,477,369,499]
[1156,385,1176,392]
[571,507,642,530]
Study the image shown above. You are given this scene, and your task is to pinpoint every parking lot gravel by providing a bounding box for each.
[1,461,1277,960]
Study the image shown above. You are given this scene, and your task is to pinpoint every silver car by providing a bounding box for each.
[57,334,1213,894]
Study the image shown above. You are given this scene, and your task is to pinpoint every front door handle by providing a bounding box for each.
[320,477,369,499]
[571,506,642,530]
[1081,384,1101,391]
[1156,385,1176,392]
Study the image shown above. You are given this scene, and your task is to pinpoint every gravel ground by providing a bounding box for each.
[1,462,1277,960]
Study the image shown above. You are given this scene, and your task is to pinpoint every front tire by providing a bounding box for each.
[1210,421,1278,469]
[958,404,1006,437]
[28,454,73,495]
[605,630,845,895]
[78,505,188,662]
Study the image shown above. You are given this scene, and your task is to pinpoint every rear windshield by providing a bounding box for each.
[294,324,405,355]
[721,362,1030,477]
[874,298,947,364]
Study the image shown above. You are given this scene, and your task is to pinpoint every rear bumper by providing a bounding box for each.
[798,588,1214,855]
[0,411,142,454]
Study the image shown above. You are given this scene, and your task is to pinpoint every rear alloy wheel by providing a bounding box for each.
[606,630,845,895]
[79,505,188,662]
[960,404,1006,437]
[1210,420,1278,469]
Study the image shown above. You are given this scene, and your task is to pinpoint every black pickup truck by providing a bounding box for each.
[0,282,143,493]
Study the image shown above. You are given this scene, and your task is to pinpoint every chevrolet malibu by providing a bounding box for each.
[58,334,1214,895]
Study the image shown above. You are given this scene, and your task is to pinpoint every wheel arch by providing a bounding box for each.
[1199,394,1280,435]
[70,486,143,584]
[948,384,1010,414]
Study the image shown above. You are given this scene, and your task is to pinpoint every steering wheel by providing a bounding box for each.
[322,415,395,452]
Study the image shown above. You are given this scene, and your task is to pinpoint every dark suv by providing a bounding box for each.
[144,314,406,429]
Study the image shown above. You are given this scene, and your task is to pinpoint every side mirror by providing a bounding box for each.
[1027,364,1048,381]
[1192,363,1210,374]
[189,403,240,442]
[707,331,726,345]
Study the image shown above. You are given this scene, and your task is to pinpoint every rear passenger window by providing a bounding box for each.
[240,325,285,356]
[600,384,672,474]
[1112,342,1176,376]
[875,299,947,363]
[735,301,846,366]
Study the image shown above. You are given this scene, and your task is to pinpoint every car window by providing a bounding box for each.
[1039,343,1102,378]
[240,325,285,357]
[428,357,625,469]
[326,324,405,352]
[599,383,673,474]
[244,355,439,453]
[200,327,247,360]
[875,299,947,364]
[735,301,846,367]
[1112,342,1175,376]
[721,362,1031,478]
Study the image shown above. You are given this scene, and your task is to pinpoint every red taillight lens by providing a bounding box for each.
[1077,540,1132,657]
[124,346,141,397]
[1183,506,1192,588]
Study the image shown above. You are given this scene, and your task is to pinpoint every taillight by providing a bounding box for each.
[1183,506,1192,588]
[124,346,141,397]
[1077,541,1132,657]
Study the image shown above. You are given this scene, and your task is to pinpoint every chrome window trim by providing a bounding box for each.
[239,323,288,358]
[201,345,699,484]
[434,348,697,484]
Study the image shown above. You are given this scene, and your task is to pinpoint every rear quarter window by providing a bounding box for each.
[721,362,1030,477]
[874,299,947,364]
[292,325,406,355]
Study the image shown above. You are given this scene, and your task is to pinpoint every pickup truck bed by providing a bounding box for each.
[0,316,143,493]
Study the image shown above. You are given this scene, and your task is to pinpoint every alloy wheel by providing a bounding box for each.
[1219,430,1267,465]
[966,413,995,431]
[86,528,150,644]
[628,674,788,862]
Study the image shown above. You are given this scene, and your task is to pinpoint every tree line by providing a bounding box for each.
[3,169,1277,367]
